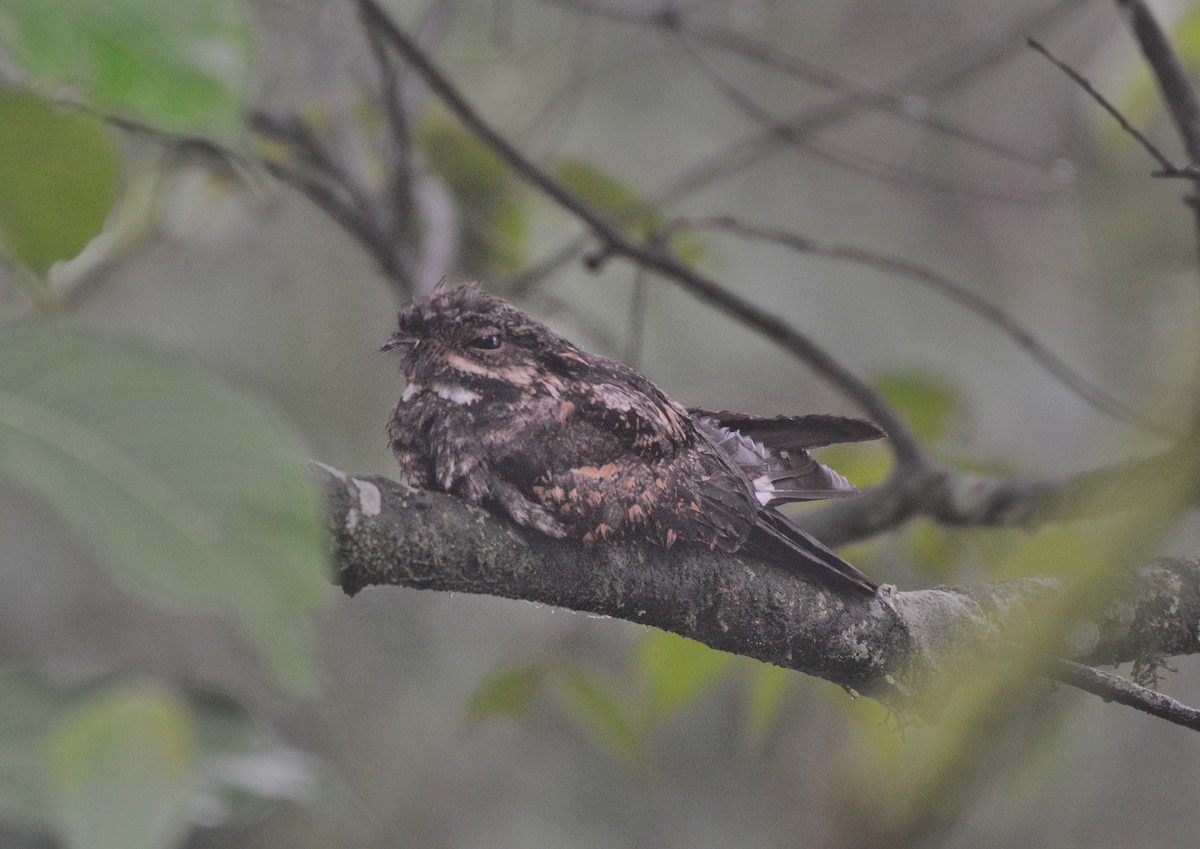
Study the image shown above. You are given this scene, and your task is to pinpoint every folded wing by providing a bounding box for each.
[691,411,884,507]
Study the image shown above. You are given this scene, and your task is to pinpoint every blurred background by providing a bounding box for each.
[2,0,1200,847]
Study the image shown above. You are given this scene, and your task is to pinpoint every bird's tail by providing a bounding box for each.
[747,509,878,597]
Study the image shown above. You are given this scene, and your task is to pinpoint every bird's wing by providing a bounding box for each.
[692,412,865,506]
[690,410,885,449]
[563,359,693,461]
[744,508,878,596]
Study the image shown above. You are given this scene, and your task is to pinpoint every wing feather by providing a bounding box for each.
[690,410,884,449]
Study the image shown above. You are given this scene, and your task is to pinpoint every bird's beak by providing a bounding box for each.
[380,334,407,353]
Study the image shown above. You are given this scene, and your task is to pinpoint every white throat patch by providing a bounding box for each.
[400,381,481,405]
[434,383,481,405]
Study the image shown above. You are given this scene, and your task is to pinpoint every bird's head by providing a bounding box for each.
[383,282,586,398]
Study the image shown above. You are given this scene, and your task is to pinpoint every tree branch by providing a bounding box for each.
[804,437,1200,546]
[1053,660,1200,731]
[664,214,1175,437]
[315,461,1200,727]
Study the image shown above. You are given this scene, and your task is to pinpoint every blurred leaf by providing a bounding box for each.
[553,157,707,263]
[554,159,646,222]
[467,664,544,723]
[0,0,248,136]
[0,88,119,275]
[187,691,315,826]
[906,518,965,582]
[743,661,790,748]
[873,370,965,443]
[0,668,67,828]
[553,158,659,241]
[636,629,733,720]
[46,683,197,849]
[814,439,891,491]
[419,117,527,277]
[669,231,709,266]
[558,672,644,767]
[989,523,1094,581]
[0,327,328,693]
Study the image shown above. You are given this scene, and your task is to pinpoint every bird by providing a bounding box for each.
[383,282,884,597]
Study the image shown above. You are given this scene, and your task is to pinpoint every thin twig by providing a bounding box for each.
[355,0,927,467]
[508,0,1091,297]
[654,0,1092,207]
[364,7,420,297]
[802,436,1199,547]
[1112,0,1200,431]
[677,35,1062,206]
[1027,38,1190,177]
[688,26,1057,172]
[1053,659,1200,732]
[669,215,1177,437]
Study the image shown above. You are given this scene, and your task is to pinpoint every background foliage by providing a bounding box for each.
[1,0,1199,847]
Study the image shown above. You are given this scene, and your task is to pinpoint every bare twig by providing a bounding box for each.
[363,7,420,299]
[676,34,1063,206]
[803,438,1199,546]
[564,0,1062,175]
[1054,660,1200,733]
[1027,38,1192,178]
[653,0,1091,207]
[688,26,1057,172]
[507,0,1090,296]
[1112,0,1200,429]
[251,112,412,286]
[668,215,1177,437]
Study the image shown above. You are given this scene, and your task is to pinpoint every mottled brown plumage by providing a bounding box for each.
[384,283,884,596]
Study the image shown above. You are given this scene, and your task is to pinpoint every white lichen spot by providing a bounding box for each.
[346,507,360,532]
[354,478,382,517]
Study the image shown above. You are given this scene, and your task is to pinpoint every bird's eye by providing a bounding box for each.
[469,334,502,350]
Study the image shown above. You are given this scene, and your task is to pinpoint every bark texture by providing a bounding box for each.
[316,462,1200,718]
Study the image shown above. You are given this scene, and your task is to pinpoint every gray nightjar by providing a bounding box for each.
[383,283,884,597]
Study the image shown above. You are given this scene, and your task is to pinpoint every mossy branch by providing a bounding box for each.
[314,461,1200,727]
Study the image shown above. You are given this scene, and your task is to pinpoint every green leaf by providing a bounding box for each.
[45,683,197,849]
[558,672,644,767]
[636,629,733,720]
[467,664,544,723]
[0,327,328,693]
[553,158,662,239]
[743,662,790,747]
[873,370,965,443]
[0,88,119,274]
[0,0,248,136]
[553,158,706,262]
[554,159,645,220]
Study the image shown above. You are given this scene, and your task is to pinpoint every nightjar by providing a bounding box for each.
[384,283,884,596]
